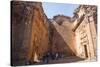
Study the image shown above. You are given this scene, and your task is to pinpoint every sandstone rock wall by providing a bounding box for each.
[11,1,49,65]
[49,15,76,57]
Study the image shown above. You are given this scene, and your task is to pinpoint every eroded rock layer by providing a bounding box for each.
[11,1,49,65]
[49,15,76,57]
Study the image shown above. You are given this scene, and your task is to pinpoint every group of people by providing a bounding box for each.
[42,52,64,64]
[25,52,65,65]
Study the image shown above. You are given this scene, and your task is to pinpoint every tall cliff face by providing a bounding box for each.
[27,3,49,63]
[11,1,49,65]
[49,15,76,57]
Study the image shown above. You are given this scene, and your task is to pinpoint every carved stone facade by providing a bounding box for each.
[11,1,97,66]
[72,5,97,59]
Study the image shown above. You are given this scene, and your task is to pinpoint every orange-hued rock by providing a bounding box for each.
[11,1,49,65]
[11,1,97,66]
[27,4,49,63]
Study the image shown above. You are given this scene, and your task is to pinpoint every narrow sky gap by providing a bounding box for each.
[42,2,79,19]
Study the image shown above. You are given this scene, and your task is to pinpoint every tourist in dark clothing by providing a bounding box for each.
[42,53,50,64]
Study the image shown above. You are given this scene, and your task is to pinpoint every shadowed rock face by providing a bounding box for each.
[49,16,76,57]
[53,15,71,25]
[11,1,81,66]
[11,1,49,65]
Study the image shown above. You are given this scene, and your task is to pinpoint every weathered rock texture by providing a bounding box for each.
[11,1,49,66]
[49,15,76,57]
[11,1,97,66]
